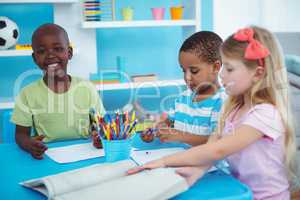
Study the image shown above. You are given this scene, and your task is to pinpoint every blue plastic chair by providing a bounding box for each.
[1,110,16,143]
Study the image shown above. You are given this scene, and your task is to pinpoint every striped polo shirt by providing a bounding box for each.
[168,88,227,135]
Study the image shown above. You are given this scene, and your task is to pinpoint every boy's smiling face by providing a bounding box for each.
[179,51,220,93]
[32,29,72,79]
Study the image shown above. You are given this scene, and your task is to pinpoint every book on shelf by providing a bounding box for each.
[90,72,121,84]
[91,80,120,84]
[83,0,115,21]
[15,44,32,50]
[20,160,188,200]
[131,74,157,82]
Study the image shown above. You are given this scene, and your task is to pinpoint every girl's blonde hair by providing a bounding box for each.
[218,26,298,188]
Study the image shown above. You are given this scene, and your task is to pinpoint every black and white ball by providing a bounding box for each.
[0,17,19,50]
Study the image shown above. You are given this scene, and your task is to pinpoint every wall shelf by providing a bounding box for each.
[0,79,185,109]
[0,0,78,3]
[0,102,14,109]
[95,79,185,91]
[0,50,32,57]
[82,20,198,29]
[0,48,78,57]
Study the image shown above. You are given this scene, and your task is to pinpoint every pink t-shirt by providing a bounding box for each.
[223,104,290,200]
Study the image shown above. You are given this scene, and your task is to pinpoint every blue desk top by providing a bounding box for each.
[0,136,252,200]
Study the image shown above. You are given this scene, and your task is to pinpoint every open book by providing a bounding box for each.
[21,160,189,200]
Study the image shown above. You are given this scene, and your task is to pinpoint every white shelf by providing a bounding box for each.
[0,0,78,3]
[0,50,32,57]
[0,80,185,109]
[82,20,197,29]
[95,79,185,91]
[0,48,78,57]
[0,102,14,109]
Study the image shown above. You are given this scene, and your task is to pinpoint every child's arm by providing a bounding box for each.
[171,134,220,186]
[175,165,209,186]
[160,125,263,167]
[15,125,48,160]
[128,125,263,173]
[156,128,209,146]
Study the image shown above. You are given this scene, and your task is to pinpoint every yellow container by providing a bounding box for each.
[122,7,134,21]
[170,6,184,20]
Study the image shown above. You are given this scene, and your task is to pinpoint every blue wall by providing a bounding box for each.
[95,0,213,112]
[96,0,214,80]
[97,0,183,80]
[0,0,213,99]
[0,0,213,136]
[0,4,53,99]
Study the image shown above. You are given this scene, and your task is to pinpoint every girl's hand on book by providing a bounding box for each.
[127,159,166,175]
[175,166,206,186]
[27,135,48,160]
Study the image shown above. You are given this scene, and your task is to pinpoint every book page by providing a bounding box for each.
[131,148,218,172]
[55,168,189,200]
[20,160,137,199]
[131,147,186,165]
[45,143,104,163]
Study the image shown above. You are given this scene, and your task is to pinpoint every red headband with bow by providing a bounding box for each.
[233,28,270,66]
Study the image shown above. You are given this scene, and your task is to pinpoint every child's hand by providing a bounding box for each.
[140,128,156,143]
[127,159,166,175]
[175,166,207,186]
[92,131,102,149]
[156,128,182,143]
[26,135,48,160]
[155,112,173,129]
[176,166,207,186]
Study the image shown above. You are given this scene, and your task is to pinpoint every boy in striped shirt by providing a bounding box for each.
[157,31,226,146]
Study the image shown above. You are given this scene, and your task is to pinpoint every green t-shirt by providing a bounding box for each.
[11,76,105,142]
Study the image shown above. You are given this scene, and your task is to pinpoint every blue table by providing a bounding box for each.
[0,136,252,200]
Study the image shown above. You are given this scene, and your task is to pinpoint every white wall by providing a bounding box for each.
[213,0,262,39]
[54,3,97,79]
[261,0,300,32]
[213,0,300,40]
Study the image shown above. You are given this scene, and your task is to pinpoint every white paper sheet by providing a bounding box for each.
[131,148,186,165]
[131,148,218,172]
[45,143,104,163]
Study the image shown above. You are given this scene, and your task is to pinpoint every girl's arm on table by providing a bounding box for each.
[161,125,263,167]
[128,125,263,174]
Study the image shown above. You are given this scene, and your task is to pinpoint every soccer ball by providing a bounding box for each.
[0,17,19,50]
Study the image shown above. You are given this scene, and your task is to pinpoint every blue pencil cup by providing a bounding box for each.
[102,139,132,162]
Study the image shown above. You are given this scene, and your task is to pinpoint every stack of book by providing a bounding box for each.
[131,74,157,82]
[15,44,32,50]
[83,0,115,22]
[83,1,101,21]
[90,72,121,85]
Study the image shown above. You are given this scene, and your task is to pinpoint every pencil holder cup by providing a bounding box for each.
[170,6,184,20]
[102,139,132,162]
[121,7,134,21]
[151,7,165,20]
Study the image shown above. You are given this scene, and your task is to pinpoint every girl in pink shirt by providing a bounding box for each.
[128,26,299,200]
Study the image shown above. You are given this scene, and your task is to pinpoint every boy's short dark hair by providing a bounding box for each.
[31,23,70,45]
[180,31,223,64]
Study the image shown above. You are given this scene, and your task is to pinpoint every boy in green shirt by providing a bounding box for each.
[11,23,105,159]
